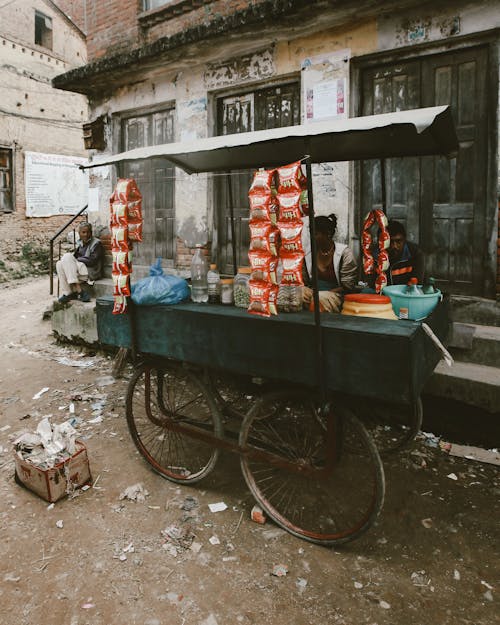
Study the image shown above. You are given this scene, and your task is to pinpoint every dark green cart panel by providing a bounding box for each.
[96,297,448,404]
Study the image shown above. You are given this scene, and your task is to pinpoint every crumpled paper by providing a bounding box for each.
[14,417,79,469]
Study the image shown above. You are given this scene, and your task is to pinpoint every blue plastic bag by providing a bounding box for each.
[131,258,190,306]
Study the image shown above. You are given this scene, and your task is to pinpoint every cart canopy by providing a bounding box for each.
[82,105,457,173]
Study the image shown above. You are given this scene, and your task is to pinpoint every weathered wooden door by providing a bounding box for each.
[0,148,12,213]
[216,82,300,274]
[122,109,175,270]
[361,47,489,295]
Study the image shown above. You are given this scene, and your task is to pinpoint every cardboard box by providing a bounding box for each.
[14,441,91,503]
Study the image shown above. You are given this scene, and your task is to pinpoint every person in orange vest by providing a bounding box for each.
[387,220,425,286]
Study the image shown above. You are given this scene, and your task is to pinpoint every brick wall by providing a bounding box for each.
[53,0,88,34]
[176,237,210,271]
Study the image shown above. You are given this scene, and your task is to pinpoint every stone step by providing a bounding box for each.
[450,295,500,327]
[448,322,500,368]
[424,360,500,414]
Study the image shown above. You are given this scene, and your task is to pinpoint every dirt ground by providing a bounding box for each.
[0,277,498,625]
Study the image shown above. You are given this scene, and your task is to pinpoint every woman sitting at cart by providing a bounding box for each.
[303,214,358,312]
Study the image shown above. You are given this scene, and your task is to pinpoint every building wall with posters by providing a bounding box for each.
[0,0,88,248]
[53,0,500,298]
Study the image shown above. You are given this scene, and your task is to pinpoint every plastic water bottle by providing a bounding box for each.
[422,277,436,294]
[405,277,421,295]
[190,245,208,303]
[207,263,221,304]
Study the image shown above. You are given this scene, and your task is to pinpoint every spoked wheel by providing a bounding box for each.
[126,363,223,483]
[208,371,271,421]
[353,397,423,454]
[240,392,385,545]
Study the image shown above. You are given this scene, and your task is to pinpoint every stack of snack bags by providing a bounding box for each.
[247,169,279,317]
[109,178,143,314]
[276,161,308,311]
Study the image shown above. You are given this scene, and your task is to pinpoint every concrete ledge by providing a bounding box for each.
[425,360,500,414]
[52,300,98,344]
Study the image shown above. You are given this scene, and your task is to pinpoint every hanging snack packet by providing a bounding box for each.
[113,178,142,203]
[110,202,128,227]
[111,225,129,252]
[248,280,278,317]
[276,161,307,194]
[278,220,304,254]
[278,192,303,222]
[280,253,304,286]
[249,192,274,223]
[249,222,280,256]
[127,199,142,223]
[299,189,309,215]
[128,221,143,242]
[112,251,132,275]
[112,296,128,315]
[112,273,131,297]
[249,168,275,196]
[248,251,278,284]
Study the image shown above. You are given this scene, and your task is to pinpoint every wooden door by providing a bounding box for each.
[0,149,12,213]
[360,47,489,295]
[122,109,175,270]
[216,83,300,274]
[420,47,488,295]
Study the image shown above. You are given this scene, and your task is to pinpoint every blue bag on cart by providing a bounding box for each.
[131,258,190,306]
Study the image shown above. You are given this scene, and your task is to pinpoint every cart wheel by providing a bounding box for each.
[208,371,272,421]
[126,363,223,484]
[355,397,423,454]
[240,392,385,545]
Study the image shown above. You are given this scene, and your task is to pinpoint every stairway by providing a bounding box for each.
[424,297,500,414]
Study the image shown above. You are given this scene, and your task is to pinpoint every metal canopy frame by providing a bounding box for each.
[95,105,458,403]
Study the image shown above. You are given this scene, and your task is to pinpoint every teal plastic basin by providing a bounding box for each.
[382,285,441,321]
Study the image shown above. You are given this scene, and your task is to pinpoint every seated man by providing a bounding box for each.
[56,222,103,303]
[387,220,425,285]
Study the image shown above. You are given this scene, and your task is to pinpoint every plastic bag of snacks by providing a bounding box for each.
[249,193,278,224]
[280,253,304,286]
[247,280,278,317]
[249,222,280,256]
[113,272,131,297]
[276,161,307,195]
[249,168,276,195]
[248,251,278,284]
[277,192,303,222]
[278,220,303,255]
[112,178,142,204]
[112,296,128,315]
[112,251,132,275]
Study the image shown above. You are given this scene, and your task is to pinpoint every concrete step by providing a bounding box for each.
[448,322,500,368]
[52,299,97,344]
[425,360,500,414]
[450,295,500,327]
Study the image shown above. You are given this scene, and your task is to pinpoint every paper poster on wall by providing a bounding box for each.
[25,152,89,217]
[302,49,350,123]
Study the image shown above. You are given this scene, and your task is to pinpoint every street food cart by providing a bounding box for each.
[87,105,458,545]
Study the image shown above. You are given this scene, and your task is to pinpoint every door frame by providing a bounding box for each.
[351,29,499,298]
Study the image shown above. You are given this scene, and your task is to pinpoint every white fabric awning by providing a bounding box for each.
[82,106,458,173]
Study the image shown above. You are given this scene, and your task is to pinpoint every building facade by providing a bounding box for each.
[0,0,88,244]
[54,0,500,298]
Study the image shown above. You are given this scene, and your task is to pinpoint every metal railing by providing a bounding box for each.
[49,204,88,295]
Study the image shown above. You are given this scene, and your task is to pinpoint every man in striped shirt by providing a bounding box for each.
[387,220,425,286]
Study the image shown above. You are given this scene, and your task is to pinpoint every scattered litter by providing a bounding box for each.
[411,571,430,587]
[56,520,64,529]
[190,542,202,554]
[447,473,458,481]
[88,415,103,424]
[262,528,286,540]
[95,376,115,387]
[123,543,134,553]
[209,536,220,546]
[0,424,11,432]
[453,569,461,580]
[47,503,55,511]
[200,614,218,625]
[69,403,75,414]
[56,357,96,368]
[251,504,266,524]
[377,537,387,545]
[81,484,90,492]
[440,442,500,466]
[161,524,194,552]
[222,556,237,562]
[81,603,95,609]
[272,564,288,577]
[481,580,493,590]
[421,431,440,447]
[119,483,149,503]
[208,501,227,513]
[180,496,198,511]
[32,387,49,400]
[4,573,20,583]
[165,592,183,604]
[118,554,127,562]
[379,600,391,609]
[148,505,160,510]
[421,518,433,529]
[483,590,494,602]
[296,578,308,593]
[354,581,363,589]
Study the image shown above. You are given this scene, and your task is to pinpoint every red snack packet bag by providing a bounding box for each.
[249,168,275,196]
[280,253,304,286]
[247,281,279,317]
[278,220,304,254]
[249,192,273,223]
[112,295,128,315]
[299,189,309,215]
[128,221,143,242]
[111,226,129,252]
[112,273,131,297]
[127,200,142,224]
[375,272,387,294]
[113,178,142,203]
[248,251,278,284]
[249,222,280,256]
[112,251,132,275]
[378,248,389,272]
[276,161,307,194]
[110,202,128,227]
[278,192,302,221]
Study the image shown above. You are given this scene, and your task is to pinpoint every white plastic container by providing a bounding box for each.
[190,245,208,303]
